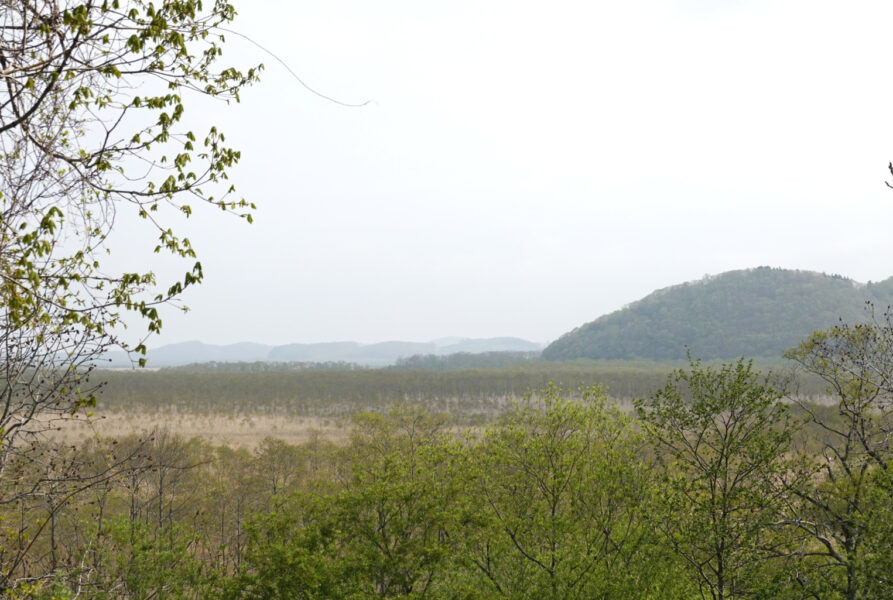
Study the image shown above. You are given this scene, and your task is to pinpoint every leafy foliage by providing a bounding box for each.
[783,314,893,600]
[0,0,257,591]
[1,0,259,367]
[460,386,675,599]
[637,359,796,600]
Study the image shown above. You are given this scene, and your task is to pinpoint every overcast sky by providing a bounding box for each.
[131,0,893,347]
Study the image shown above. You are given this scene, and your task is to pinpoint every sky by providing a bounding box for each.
[124,0,893,347]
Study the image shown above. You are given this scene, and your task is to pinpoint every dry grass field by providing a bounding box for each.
[44,410,351,448]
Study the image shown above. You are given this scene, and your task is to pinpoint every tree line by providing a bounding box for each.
[96,360,835,424]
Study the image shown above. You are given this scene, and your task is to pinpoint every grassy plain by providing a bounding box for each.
[65,359,831,447]
[46,411,349,448]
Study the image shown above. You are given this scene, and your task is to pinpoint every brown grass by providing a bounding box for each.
[44,411,350,448]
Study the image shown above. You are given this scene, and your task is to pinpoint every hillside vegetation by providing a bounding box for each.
[544,267,893,360]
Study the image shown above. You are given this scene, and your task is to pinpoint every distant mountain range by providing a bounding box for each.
[105,267,892,368]
[543,267,893,361]
[104,337,545,368]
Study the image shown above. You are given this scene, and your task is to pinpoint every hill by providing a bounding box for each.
[542,267,893,361]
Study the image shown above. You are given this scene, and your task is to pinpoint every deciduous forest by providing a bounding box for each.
[4,331,893,599]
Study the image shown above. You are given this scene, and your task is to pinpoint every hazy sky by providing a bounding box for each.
[127,0,893,347]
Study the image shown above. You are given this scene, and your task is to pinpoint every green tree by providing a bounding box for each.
[332,405,461,599]
[0,2,257,590]
[100,517,215,600]
[223,493,345,600]
[230,406,463,600]
[0,0,259,437]
[635,358,797,600]
[784,319,893,600]
[460,385,671,599]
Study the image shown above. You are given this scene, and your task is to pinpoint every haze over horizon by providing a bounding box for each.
[143,266,891,350]
[117,1,893,349]
[147,335,547,349]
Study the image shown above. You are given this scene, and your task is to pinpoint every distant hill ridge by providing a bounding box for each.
[105,337,544,368]
[543,267,893,361]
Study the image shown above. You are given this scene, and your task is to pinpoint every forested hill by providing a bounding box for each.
[543,268,893,361]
